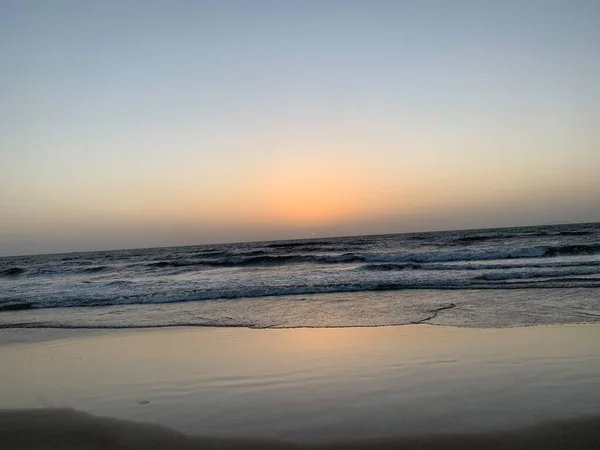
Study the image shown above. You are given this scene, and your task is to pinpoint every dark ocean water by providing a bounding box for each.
[1,223,599,329]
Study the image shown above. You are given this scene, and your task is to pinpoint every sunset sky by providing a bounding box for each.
[1,1,599,255]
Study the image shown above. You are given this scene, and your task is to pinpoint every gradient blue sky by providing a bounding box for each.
[1,0,599,255]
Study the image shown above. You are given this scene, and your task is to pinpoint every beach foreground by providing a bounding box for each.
[2,408,600,450]
[1,324,600,448]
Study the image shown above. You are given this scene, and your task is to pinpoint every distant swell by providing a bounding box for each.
[146,262,172,268]
[145,254,365,268]
[450,232,540,243]
[554,231,593,236]
[266,241,336,249]
[0,267,25,276]
[139,245,600,270]
[7,242,600,279]
[474,267,600,281]
[192,250,227,257]
[359,263,419,271]
[77,266,110,273]
[454,235,493,243]
[545,244,600,256]
[422,260,600,271]
[105,280,135,286]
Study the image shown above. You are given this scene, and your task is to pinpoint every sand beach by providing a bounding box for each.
[2,323,600,448]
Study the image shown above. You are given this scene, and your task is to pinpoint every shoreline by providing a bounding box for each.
[2,286,599,331]
[2,321,600,346]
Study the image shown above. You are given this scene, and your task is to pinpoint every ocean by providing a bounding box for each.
[1,222,599,329]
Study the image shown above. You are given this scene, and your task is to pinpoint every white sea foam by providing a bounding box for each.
[0,223,599,326]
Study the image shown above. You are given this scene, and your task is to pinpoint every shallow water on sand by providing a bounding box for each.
[2,324,599,441]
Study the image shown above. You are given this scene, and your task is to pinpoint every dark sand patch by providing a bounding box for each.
[1,409,600,450]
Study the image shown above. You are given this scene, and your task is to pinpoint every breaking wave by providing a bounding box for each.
[1,222,599,315]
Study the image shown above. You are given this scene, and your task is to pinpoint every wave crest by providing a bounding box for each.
[0,267,25,276]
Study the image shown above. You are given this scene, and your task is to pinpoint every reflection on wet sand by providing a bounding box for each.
[2,325,600,441]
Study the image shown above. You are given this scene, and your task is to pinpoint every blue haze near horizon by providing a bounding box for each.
[1,0,600,256]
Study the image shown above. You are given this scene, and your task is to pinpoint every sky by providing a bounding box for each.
[1,0,599,256]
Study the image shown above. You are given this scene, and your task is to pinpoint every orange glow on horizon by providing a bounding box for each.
[244,155,386,227]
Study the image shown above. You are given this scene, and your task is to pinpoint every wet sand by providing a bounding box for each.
[2,409,600,449]
[1,324,600,447]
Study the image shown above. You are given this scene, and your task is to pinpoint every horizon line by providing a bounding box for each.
[1,220,598,259]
